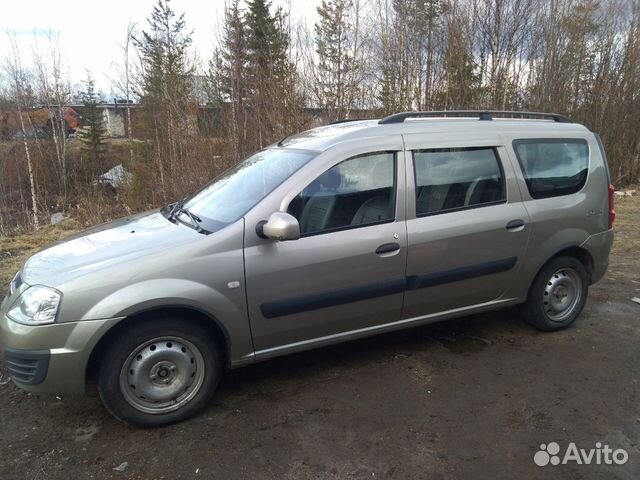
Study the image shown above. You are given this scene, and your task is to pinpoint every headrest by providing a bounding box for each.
[371,159,391,181]
[317,168,341,189]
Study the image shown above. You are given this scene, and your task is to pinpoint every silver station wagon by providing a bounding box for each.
[0,111,615,426]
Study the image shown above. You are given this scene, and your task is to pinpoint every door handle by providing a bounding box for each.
[376,242,401,255]
[506,219,525,230]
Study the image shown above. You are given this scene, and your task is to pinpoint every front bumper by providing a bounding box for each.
[0,313,123,395]
[3,347,50,385]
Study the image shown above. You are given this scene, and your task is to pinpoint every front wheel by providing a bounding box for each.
[98,317,222,427]
[524,256,589,331]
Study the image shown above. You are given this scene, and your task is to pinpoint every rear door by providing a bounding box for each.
[402,134,531,319]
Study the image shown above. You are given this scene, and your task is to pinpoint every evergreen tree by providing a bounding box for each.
[244,0,297,147]
[135,0,194,107]
[245,0,290,82]
[314,0,360,121]
[78,73,107,178]
[442,15,480,108]
[208,0,248,160]
[134,0,194,192]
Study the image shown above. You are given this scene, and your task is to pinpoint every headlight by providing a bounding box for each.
[7,285,62,325]
[9,271,23,296]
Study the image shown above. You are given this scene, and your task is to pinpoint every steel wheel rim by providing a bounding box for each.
[543,267,582,322]
[119,336,205,415]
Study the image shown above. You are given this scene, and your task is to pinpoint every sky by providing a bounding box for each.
[0,0,321,94]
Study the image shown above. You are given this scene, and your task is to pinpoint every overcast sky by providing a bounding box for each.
[1,0,321,94]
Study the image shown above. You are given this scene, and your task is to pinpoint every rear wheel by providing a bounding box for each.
[524,256,589,331]
[98,317,222,427]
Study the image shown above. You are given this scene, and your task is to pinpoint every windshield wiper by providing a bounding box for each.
[164,199,209,234]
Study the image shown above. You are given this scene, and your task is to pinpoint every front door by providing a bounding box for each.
[244,146,407,357]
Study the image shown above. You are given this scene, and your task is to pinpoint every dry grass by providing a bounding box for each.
[0,219,81,291]
[0,187,638,294]
[611,186,640,254]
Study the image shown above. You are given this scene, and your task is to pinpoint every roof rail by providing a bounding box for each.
[378,110,572,124]
[328,118,367,125]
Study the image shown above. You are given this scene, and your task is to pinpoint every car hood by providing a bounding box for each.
[22,211,201,287]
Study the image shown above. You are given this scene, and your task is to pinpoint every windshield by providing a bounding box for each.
[184,148,317,232]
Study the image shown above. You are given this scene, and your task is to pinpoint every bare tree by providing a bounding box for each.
[109,21,137,164]
[3,34,39,230]
[2,0,640,234]
[32,34,70,199]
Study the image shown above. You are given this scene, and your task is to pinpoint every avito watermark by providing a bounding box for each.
[534,442,629,467]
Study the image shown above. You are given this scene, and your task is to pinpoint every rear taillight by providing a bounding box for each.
[608,183,615,229]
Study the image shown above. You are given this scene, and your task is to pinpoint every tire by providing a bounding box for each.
[524,256,589,332]
[97,316,222,427]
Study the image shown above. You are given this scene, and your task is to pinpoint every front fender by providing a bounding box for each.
[82,278,253,365]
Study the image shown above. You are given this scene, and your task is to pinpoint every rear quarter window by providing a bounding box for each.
[513,139,589,199]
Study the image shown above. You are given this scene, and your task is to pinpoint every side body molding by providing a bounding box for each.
[261,256,518,319]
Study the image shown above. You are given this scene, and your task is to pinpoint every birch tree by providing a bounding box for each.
[3,35,39,229]
[32,35,70,199]
[110,21,137,164]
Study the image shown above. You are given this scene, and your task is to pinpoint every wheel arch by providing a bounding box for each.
[86,305,232,382]
[527,245,594,302]
[547,246,594,282]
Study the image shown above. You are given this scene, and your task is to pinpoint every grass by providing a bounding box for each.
[0,187,638,293]
[611,186,640,254]
[0,219,81,292]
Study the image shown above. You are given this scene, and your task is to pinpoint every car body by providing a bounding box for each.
[0,111,615,426]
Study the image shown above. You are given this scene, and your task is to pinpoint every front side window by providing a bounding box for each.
[288,152,396,236]
[513,139,589,199]
[413,147,505,216]
[184,148,316,232]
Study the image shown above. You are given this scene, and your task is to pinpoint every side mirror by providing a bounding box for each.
[257,212,300,241]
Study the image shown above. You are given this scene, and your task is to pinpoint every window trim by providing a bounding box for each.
[512,138,590,200]
[411,146,507,219]
[290,151,399,238]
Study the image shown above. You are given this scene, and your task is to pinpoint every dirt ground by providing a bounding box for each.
[1,194,639,480]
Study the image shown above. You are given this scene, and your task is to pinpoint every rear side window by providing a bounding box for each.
[513,139,589,199]
[413,147,505,216]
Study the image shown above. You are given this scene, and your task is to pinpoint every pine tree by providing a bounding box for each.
[136,0,194,106]
[78,73,107,178]
[442,14,480,108]
[245,0,290,80]
[314,0,360,121]
[245,0,297,148]
[135,0,194,194]
[209,0,248,160]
